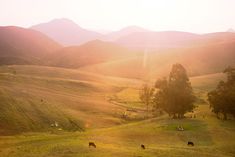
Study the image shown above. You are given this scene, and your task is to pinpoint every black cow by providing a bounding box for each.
[89,142,96,148]
[187,141,194,146]
[141,144,145,149]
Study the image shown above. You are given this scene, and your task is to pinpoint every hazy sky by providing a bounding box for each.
[0,0,234,33]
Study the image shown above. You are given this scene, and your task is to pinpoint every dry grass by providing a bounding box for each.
[0,65,234,157]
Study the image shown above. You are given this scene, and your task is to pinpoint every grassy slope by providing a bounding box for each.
[0,65,143,135]
[0,105,234,157]
[0,26,61,65]
[47,40,142,69]
[0,65,234,157]
[190,73,226,91]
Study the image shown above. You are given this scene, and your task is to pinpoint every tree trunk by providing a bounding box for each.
[146,103,149,118]
[180,114,183,119]
[178,114,183,119]
[223,113,227,120]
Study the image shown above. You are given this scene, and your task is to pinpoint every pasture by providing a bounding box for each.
[0,65,234,157]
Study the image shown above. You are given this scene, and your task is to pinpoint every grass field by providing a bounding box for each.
[0,65,234,157]
[0,65,142,135]
[1,106,235,157]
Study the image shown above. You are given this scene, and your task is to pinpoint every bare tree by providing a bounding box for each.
[139,84,154,117]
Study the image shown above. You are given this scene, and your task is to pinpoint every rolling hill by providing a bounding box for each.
[1,111,235,157]
[0,65,143,135]
[80,38,235,79]
[102,26,149,41]
[47,40,142,68]
[0,64,228,135]
[1,25,233,80]
[115,31,235,50]
[31,18,102,46]
[0,26,61,65]
[115,31,200,50]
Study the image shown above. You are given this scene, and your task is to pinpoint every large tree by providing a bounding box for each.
[154,63,195,118]
[208,67,235,120]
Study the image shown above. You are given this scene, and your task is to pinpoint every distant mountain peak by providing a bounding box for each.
[118,25,149,33]
[30,18,101,46]
[32,18,82,30]
[102,25,150,42]
[51,18,74,22]
[49,18,79,25]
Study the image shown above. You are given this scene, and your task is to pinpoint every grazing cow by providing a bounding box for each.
[141,144,145,149]
[188,141,194,146]
[89,142,96,148]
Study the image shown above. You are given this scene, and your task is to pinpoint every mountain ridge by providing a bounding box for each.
[31,18,102,46]
[0,26,61,65]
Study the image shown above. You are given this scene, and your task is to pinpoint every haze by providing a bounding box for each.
[0,0,235,33]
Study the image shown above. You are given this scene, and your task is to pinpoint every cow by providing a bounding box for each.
[187,141,194,146]
[89,142,96,148]
[141,144,145,149]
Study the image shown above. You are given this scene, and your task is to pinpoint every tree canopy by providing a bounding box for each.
[208,67,235,120]
[154,63,195,118]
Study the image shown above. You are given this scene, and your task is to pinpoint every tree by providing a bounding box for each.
[153,63,196,118]
[139,84,154,117]
[208,67,235,120]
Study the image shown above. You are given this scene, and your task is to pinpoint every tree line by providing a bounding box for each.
[208,67,235,120]
[139,63,235,120]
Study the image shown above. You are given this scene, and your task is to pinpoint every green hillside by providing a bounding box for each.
[0,65,234,157]
[0,65,142,135]
[0,65,227,135]
[0,105,234,157]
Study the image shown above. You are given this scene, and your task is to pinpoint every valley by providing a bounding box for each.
[0,16,235,157]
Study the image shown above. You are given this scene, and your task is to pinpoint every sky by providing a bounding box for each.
[0,0,234,33]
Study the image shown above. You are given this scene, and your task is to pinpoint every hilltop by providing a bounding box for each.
[31,18,102,46]
[0,26,61,65]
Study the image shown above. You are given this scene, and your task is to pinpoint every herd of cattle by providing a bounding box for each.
[88,141,194,149]
[88,123,195,149]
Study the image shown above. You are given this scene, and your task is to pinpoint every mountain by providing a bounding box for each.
[48,40,142,68]
[102,26,149,41]
[202,32,235,43]
[31,18,102,46]
[115,31,201,50]
[115,31,235,50]
[31,20,151,45]
[0,26,61,65]
[1,24,235,80]
[80,34,235,79]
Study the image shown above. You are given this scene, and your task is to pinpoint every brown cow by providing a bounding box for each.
[89,142,96,148]
[187,141,194,146]
[141,144,145,149]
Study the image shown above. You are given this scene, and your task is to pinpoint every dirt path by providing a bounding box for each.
[108,100,146,112]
